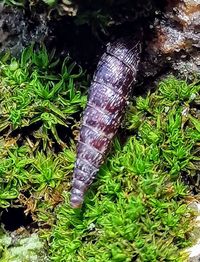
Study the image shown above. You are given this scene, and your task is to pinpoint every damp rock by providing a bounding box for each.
[0,3,49,56]
[152,0,200,54]
[172,52,200,80]
[141,0,200,81]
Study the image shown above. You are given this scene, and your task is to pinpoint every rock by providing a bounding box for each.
[0,228,49,262]
[186,202,200,262]
[0,4,49,56]
[140,0,200,81]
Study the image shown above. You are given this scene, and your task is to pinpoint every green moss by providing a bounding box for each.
[0,45,84,228]
[50,77,200,261]
[0,46,200,261]
[0,45,87,149]
[2,0,25,7]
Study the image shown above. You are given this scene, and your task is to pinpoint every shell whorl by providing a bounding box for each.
[70,37,141,208]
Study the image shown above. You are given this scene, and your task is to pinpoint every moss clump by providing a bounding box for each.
[50,77,200,261]
[0,141,75,219]
[0,46,200,261]
[0,45,87,149]
[0,45,85,229]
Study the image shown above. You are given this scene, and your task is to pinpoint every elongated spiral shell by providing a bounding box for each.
[70,37,142,208]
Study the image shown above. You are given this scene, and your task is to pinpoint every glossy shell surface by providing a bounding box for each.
[70,37,141,208]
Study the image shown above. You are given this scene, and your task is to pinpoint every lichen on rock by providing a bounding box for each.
[0,229,48,262]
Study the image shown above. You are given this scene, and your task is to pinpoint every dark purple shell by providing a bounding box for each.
[70,37,141,208]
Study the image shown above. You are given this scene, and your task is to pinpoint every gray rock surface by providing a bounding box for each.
[0,3,48,56]
[186,202,200,262]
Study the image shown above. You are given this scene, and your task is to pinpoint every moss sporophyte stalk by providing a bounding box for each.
[0,45,200,261]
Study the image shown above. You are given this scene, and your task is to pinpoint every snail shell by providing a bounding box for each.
[70,37,142,208]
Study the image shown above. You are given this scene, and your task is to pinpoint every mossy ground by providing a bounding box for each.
[0,46,200,261]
